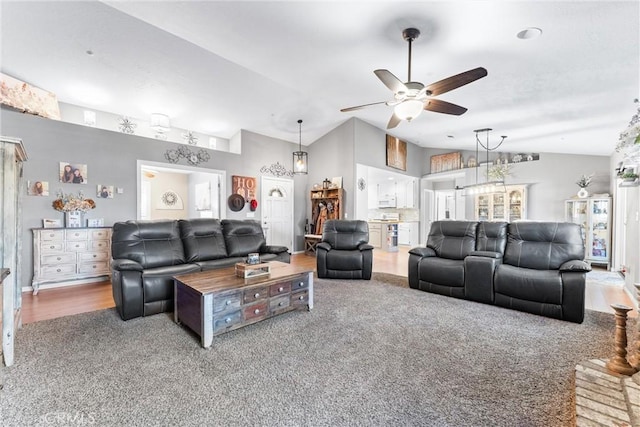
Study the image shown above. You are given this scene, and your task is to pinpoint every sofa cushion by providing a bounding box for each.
[179,218,228,262]
[325,250,365,271]
[477,222,507,254]
[222,219,266,257]
[112,220,185,269]
[504,222,584,270]
[427,221,478,260]
[418,257,465,288]
[494,264,563,305]
[322,220,369,250]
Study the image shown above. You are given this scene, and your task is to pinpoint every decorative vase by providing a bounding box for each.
[64,211,84,228]
[577,188,589,198]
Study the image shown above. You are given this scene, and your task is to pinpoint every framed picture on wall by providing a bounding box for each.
[386,135,407,171]
[59,162,88,184]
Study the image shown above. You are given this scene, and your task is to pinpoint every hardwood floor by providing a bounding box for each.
[20,247,637,324]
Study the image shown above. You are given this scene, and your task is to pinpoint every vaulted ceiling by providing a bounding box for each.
[1,1,638,156]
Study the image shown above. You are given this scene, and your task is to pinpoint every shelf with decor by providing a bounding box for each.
[310,188,342,235]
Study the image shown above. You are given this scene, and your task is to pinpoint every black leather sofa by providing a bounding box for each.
[408,221,591,323]
[111,218,290,320]
[316,220,373,280]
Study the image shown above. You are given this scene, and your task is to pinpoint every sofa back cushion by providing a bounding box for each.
[179,218,228,262]
[222,219,266,257]
[476,222,508,254]
[321,220,369,250]
[504,222,584,270]
[427,221,478,260]
[111,220,185,268]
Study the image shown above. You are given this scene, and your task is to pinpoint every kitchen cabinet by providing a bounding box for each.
[368,222,382,248]
[474,185,527,222]
[397,179,416,208]
[565,197,611,268]
[398,222,419,246]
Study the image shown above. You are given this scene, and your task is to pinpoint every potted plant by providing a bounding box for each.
[575,174,594,198]
[621,172,639,182]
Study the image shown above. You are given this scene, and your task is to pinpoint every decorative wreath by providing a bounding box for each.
[162,191,178,206]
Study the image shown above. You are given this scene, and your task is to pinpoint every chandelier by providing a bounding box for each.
[292,119,308,174]
[464,128,507,195]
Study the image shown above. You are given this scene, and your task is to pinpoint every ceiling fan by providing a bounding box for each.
[341,28,488,129]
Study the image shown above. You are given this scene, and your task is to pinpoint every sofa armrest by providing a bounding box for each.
[358,243,374,251]
[111,258,143,272]
[559,260,592,273]
[261,244,289,254]
[408,247,436,258]
[468,250,502,259]
[316,242,331,252]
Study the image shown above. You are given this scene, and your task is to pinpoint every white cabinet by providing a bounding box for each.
[565,197,611,267]
[368,222,382,248]
[474,185,527,222]
[398,222,419,246]
[397,179,416,208]
[32,227,112,294]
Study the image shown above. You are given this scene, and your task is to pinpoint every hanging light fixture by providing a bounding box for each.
[292,119,308,174]
[394,99,424,122]
[464,128,507,195]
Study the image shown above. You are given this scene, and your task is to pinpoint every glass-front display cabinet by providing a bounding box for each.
[565,197,611,268]
[474,185,527,222]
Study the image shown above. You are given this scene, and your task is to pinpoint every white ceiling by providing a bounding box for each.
[1,1,638,156]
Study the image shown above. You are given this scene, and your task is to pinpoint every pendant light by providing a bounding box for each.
[292,119,308,174]
[464,128,507,195]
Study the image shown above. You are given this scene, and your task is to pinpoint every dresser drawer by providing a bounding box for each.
[66,241,88,252]
[243,285,269,303]
[291,275,310,291]
[90,240,110,251]
[41,242,64,253]
[78,262,109,274]
[41,264,76,277]
[269,281,291,296]
[243,301,268,320]
[213,291,242,313]
[269,295,290,312]
[79,252,109,262]
[42,253,76,265]
[41,230,64,241]
[213,310,242,332]
[66,230,89,241]
[91,229,110,240]
[291,290,309,307]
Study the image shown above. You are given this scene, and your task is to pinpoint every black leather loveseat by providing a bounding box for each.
[111,218,290,320]
[408,221,591,323]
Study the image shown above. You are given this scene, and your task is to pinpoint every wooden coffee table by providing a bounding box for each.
[174,261,313,348]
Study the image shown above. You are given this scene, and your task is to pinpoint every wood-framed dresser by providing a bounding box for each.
[31,227,112,294]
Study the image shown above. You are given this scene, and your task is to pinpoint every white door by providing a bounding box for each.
[261,177,293,249]
[422,189,435,245]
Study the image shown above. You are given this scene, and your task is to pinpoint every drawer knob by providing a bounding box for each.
[75,245,80,248]
[298,282,304,287]
[92,265,97,269]
[254,292,260,298]
[49,234,54,237]
[278,302,284,307]
[254,309,260,315]
[299,296,304,301]
[75,233,79,236]
[56,269,61,272]
[57,257,61,261]
[225,318,231,323]
[278,287,284,292]
[225,300,231,305]
[50,246,55,249]
[93,255,97,258]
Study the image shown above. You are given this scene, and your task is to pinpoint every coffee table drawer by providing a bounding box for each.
[244,286,269,303]
[270,295,290,312]
[213,310,242,332]
[213,291,242,313]
[291,276,309,291]
[270,281,291,296]
[244,301,268,320]
[291,290,309,307]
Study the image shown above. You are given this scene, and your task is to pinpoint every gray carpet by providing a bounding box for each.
[2,276,630,427]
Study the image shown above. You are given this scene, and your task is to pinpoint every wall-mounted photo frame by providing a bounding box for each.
[96,184,114,199]
[42,218,62,228]
[386,135,407,171]
[28,180,49,196]
[87,218,104,227]
[430,152,462,173]
[59,162,88,184]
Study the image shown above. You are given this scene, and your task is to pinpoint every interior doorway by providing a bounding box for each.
[137,160,226,220]
[260,176,293,249]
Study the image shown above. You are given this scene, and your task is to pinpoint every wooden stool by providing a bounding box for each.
[304,234,322,255]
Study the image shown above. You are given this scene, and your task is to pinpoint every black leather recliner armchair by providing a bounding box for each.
[316,220,373,280]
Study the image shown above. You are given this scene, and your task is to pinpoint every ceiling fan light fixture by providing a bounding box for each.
[394,99,424,121]
[517,27,542,40]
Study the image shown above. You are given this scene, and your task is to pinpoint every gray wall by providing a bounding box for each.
[1,109,305,288]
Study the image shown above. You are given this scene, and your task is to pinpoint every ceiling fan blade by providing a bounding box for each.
[340,101,388,112]
[374,69,408,94]
[387,113,402,129]
[424,99,468,115]
[425,67,488,96]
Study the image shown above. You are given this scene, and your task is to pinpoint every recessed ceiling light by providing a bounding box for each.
[86,49,94,56]
[447,135,455,139]
[517,27,542,40]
